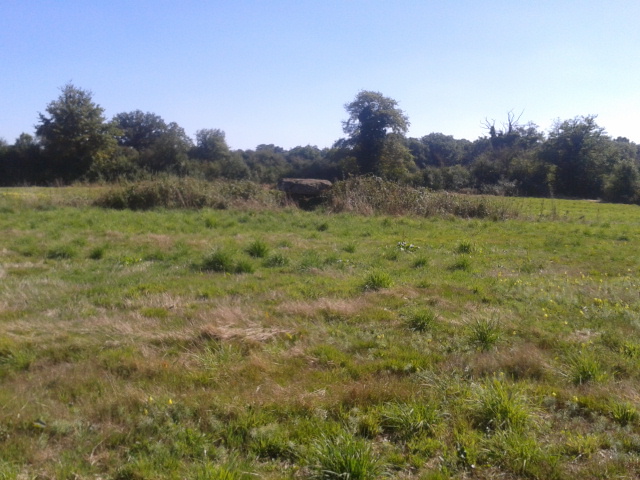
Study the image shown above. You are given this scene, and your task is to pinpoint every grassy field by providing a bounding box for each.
[1,186,640,479]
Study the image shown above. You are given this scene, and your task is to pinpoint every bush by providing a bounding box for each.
[95,177,283,210]
[328,176,519,219]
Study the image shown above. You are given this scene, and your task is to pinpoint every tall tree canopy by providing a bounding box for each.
[541,115,611,198]
[341,90,413,179]
[113,110,192,173]
[36,84,118,181]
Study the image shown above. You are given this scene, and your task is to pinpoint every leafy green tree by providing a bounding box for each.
[603,159,640,204]
[192,128,231,162]
[341,90,414,178]
[188,128,249,179]
[36,84,118,181]
[541,115,611,198]
[113,110,192,173]
[419,133,472,167]
[113,110,167,151]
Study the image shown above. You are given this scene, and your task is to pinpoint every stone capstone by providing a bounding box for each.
[277,178,332,196]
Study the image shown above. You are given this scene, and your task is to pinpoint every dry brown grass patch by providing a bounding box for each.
[277,297,369,320]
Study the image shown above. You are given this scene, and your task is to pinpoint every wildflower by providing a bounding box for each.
[168,399,173,405]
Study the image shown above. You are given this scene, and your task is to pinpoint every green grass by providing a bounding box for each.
[2,185,640,478]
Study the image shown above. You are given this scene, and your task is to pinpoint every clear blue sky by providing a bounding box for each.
[1,1,639,150]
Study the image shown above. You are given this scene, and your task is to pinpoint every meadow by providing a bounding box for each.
[1,184,640,479]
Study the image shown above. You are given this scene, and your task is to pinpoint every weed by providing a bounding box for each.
[610,401,638,426]
[361,270,393,291]
[485,431,547,477]
[467,318,501,351]
[472,377,531,432]
[201,249,235,273]
[88,245,107,260]
[449,256,471,272]
[454,241,474,254]
[263,252,289,267]
[407,310,437,332]
[379,402,439,440]
[309,433,381,480]
[201,249,254,274]
[234,259,255,274]
[246,239,269,258]
[412,256,429,268]
[343,242,357,253]
[46,244,76,259]
[568,352,604,385]
[317,222,329,232]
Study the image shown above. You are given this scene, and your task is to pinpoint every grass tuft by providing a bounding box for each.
[361,270,393,291]
[467,318,501,352]
[246,239,269,258]
[472,377,531,433]
[310,434,381,480]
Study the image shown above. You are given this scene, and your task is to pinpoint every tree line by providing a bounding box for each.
[1,84,639,204]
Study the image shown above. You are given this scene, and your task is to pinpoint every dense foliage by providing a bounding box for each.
[1,85,639,203]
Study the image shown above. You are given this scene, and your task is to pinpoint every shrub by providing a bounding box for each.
[95,177,283,210]
[328,176,519,219]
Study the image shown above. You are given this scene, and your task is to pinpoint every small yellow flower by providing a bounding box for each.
[552,392,556,397]
[148,396,154,403]
[168,399,173,405]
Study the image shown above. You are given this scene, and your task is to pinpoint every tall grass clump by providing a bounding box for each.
[328,176,519,219]
[309,434,381,480]
[407,309,437,332]
[201,249,254,274]
[467,318,501,351]
[361,270,393,291]
[568,352,604,385]
[246,239,270,258]
[472,378,531,433]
